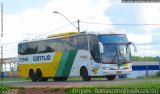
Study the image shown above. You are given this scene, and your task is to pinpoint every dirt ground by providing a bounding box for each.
[6,85,90,94]
[17,88,66,94]
[5,88,66,94]
[3,81,97,94]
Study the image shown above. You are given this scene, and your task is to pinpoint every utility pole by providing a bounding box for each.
[77,19,80,33]
[53,11,80,33]
[1,2,3,82]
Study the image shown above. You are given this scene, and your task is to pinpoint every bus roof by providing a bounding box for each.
[19,32,87,44]
[18,32,127,44]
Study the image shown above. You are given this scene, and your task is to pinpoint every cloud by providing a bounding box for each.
[126,33,160,56]
[1,0,112,57]
[2,0,160,57]
[136,4,160,56]
[127,33,152,44]
[133,49,159,56]
[138,3,160,32]
[49,0,112,32]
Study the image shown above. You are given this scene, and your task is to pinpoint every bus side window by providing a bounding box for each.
[89,35,100,63]
[38,40,46,53]
[56,38,67,51]
[46,39,56,52]
[67,37,77,51]
[18,44,22,55]
[27,42,38,54]
[20,43,29,55]
[76,35,88,50]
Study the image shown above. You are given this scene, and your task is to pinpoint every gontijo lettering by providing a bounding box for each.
[33,55,51,61]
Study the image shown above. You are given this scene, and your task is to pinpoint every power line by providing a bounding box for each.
[80,21,160,26]
[2,42,18,46]
[2,20,160,46]
[0,22,77,46]
[34,22,76,38]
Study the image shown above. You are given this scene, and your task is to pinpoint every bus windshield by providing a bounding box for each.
[98,34,131,64]
[101,44,131,63]
[98,34,127,43]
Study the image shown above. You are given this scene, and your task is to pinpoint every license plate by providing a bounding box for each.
[117,71,122,74]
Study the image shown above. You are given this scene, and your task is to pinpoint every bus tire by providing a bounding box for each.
[53,77,68,81]
[29,69,37,82]
[42,77,48,81]
[60,77,68,81]
[106,75,116,81]
[36,69,43,82]
[80,67,91,81]
[53,77,58,81]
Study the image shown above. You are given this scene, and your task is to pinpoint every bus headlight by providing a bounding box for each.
[102,67,110,70]
[127,66,131,69]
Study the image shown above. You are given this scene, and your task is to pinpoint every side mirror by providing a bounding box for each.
[127,42,137,52]
[99,42,104,53]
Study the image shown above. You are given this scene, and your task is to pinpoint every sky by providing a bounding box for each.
[1,0,160,57]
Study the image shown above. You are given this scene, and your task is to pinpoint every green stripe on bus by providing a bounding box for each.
[55,51,70,77]
[61,50,77,77]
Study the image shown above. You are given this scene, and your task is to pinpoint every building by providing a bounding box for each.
[0,57,18,76]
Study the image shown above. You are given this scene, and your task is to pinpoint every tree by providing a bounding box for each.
[132,56,157,61]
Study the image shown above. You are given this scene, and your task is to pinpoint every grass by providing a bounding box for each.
[67,82,160,88]
[67,76,160,81]
[96,82,160,88]
[1,83,158,94]
[65,82,160,94]
[0,76,27,81]
[1,79,160,94]
[0,84,16,92]
[126,76,160,80]
[1,76,160,82]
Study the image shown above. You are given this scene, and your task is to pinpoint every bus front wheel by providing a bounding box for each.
[106,75,116,81]
[80,67,91,81]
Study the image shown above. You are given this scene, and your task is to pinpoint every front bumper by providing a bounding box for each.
[102,68,132,75]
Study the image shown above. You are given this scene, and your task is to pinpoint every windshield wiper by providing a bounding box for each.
[112,45,119,64]
[118,49,127,63]
[112,45,127,64]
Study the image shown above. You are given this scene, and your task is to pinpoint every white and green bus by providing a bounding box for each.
[18,32,136,82]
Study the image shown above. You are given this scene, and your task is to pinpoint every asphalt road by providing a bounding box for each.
[2,79,160,88]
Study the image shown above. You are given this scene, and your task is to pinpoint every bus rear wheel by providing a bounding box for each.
[36,69,43,82]
[53,77,68,81]
[80,67,91,81]
[106,75,116,81]
[29,70,37,82]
